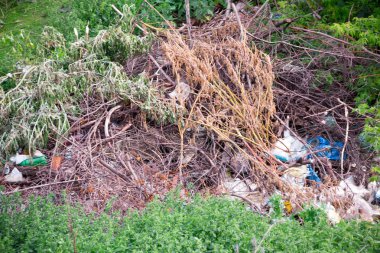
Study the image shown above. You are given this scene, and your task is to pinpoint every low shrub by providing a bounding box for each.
[0,192,379,252]
[0,18,174,158]
[69,0,226,34]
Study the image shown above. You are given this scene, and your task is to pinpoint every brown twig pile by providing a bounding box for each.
[3,3,379,214]
[244,4,378,185]
[161,29,280,185]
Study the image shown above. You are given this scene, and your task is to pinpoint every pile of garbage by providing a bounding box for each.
[2,150,54,184]
[221,127,380,223]
[271,129,346,186]
[1,4,379,224]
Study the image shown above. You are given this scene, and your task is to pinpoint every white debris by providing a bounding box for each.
[339,176,369,197]
[282,63,304,73]
[223,177,257,196]
[271,130,306,162]
[319,177,380,222]
[281,165,309,188]
[10,150,44,165]
[368,181,379,203]
[10,154,31,165]
[235,2,246,12]
[222,177,265,210]
[5,168,24,183]
[345,196,380,222]
[324,203,341,225]
[169,82,190,102]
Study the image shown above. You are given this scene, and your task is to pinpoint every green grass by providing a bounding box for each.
[0,192,379,252]
[0,0,72,75]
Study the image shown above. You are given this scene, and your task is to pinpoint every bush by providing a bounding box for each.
[330,16,380,47]
[0,20,174,158]
[0,192,379,252]
[67,0,226,38]
[353,66,380,152]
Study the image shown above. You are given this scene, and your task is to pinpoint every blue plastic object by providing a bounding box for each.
[306,164,321,184]
[307,136,347,161]
[271,13,282,20]
[275,155,289,163]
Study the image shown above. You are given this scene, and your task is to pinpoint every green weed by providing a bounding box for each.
[0,192,379,252]
[0,0,73,75]
[0,22,174,159]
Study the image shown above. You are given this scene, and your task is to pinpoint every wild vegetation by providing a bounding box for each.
[1,192,379,252]
[1,0,378,153]
[0,0,379,251]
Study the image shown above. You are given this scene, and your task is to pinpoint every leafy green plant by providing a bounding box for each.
[0,0,17,12]
[0,192,379,252]
[298,204,328,224]
[0,30,37,77]
[0,0,76,76]
[353,66,380,152]
[313,70,335,90]
[67,0,226,37]
[369,166,380,182]
[275,0,380,23]
[320,0,380,23]
[330,16,380,47]
[269,194,284,219]
[0,20,174,159]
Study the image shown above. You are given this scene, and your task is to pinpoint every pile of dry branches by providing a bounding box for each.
[3,3,379,214]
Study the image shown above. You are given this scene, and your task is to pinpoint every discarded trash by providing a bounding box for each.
[281,164,321,186]
[324,203,341,225]
[10,150,47,166]
[51,156,63,171]
[3,164,11,175]
[321,115,337,128]
[284,200,293,214]
[319,177,380,222]
[307,136,347,161]
[272,133,346,184]
[367,181,379,204]
[5,168,24,183]
[222,177,264,209]
[345,195,380,222]
[271,130,306,162]
[339,176,369,197]
[330,176,380,222]
[223,177,257,196]
[306,164,321,184]
[281,165,308,188]
[271,12,282,20]
[272,130,323,185]
[169,82,190,102]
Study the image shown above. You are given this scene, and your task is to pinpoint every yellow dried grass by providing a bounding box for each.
[161,30,283,190]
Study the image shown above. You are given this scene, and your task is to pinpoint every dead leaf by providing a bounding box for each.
[51,156,63,171]
[171,174,179,188]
